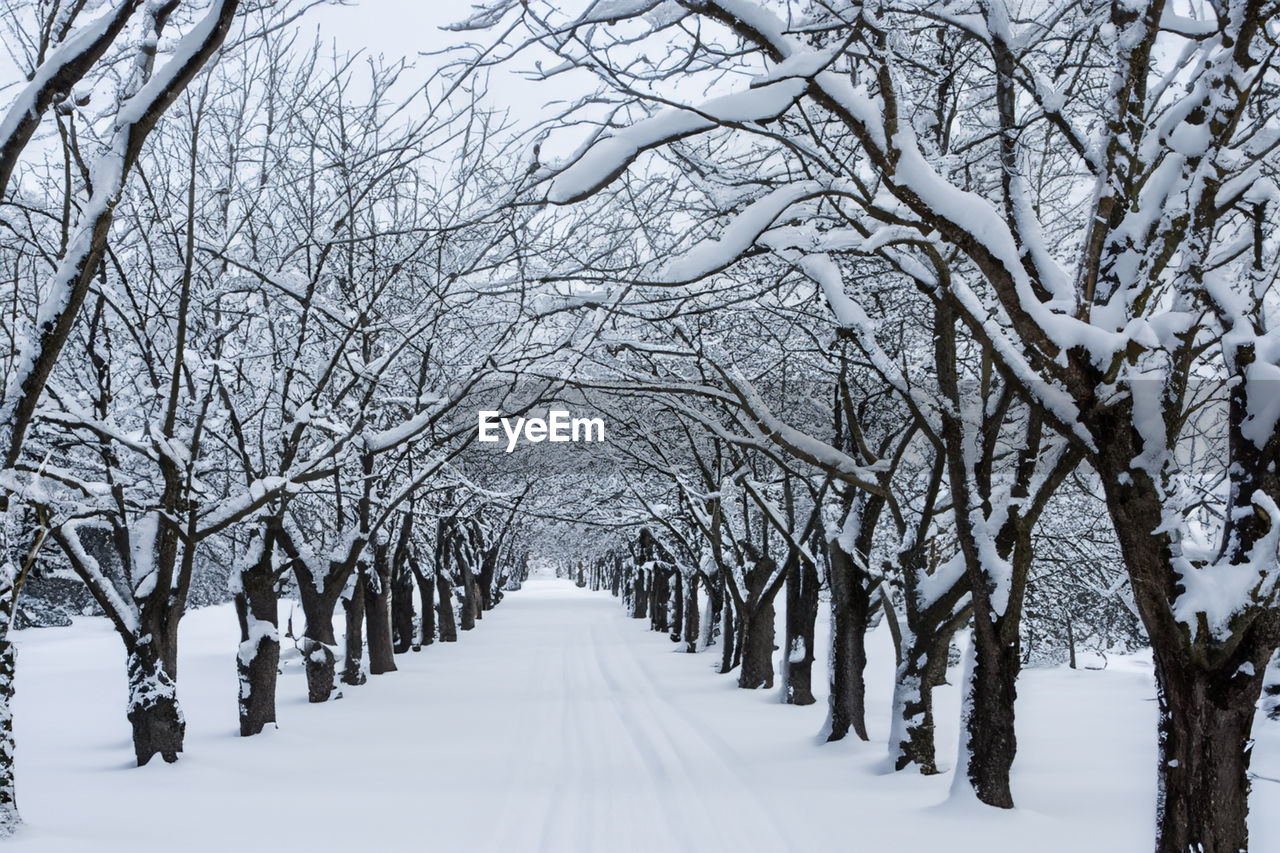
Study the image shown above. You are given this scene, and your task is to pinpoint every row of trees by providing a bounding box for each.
[2,2,1279,852]
[458,2,1280,851]
[0,0,556,834]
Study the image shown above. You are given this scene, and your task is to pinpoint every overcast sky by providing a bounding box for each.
[306,0,584,135]
[309,0,469,65]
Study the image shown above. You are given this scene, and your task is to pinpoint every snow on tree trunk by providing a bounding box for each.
[126,638,184,765]
[632,567,648,620]
[888,556,969,774]
[435,573,458,643]
[0,520,17,836]
[300,634,337,704]
[719,592,735,675]
[682,573,699,654]
[737,555,777,690]
[889,629,934,774]
[297,586,339,703]
[1154,652,1264,853]
[669,571,682,643]
[782,552,819,706]
[365,548,396,675]
[391,562,415,655]
[342,572,368,686]
[960,618,1020,808]
[825,534,869,741]
[698,570,719,653]
[649,564,669,634]
[0,634,14,837]
[234,536,279,736]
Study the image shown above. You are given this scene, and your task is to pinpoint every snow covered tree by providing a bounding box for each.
[467,0,1280,846]
[0,0,244,813]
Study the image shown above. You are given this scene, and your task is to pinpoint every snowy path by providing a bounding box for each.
[9,577,1280,852]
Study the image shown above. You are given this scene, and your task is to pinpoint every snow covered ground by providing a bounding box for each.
[8,576,1280,852]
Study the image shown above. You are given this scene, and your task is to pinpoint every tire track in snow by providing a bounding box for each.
[556,604,682,851]
[464,584,793,852]
[631,644,787,790]
[535,642,592,852]
[484,617,571,852]
[585,618,793,853]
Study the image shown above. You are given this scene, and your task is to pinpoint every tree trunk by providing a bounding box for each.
[391,560,415,654]
[436,573,458,643]
[736,554,777,689]
[632,567,648,620]
[234,542,279,736]
[682,573,699,653]
[365,550,397,675]
[826,540,870,741]
[459,571,478,632]
[889,613,963,774]
[669,571,683,643]
[0,638,16,835]
[420,574,436,647]
[298,587,338,703]
[719,593,735,674]
[1093,415,1280,852]
[737,603,775,689]
[953,518,1035,807]
[364,577,396,675]
[959,617,1019,807]
[126,639,184,765]
[391,518,415,653]
[409,553,434,648]
[1154,649,1269,853]
[479,548,498,609]
[341,575,367,686]
[650,566,669,634]
[783,555,819,706]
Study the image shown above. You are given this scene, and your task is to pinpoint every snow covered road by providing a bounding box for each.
[9,577,1280,852]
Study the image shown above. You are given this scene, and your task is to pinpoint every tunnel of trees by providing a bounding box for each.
[0,2,1278,852]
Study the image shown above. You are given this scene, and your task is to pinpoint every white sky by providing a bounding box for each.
[306,0,585,135]
[0,1,589,142]
[0,1,621,196]
[310,0,463,57]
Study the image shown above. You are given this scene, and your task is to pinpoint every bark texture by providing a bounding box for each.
[782,552,819,705]
[234,539,279,736]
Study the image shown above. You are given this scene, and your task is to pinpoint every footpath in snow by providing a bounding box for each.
[10,576,1280,852]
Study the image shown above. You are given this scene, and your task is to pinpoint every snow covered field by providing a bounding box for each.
[8,576,1280,852]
